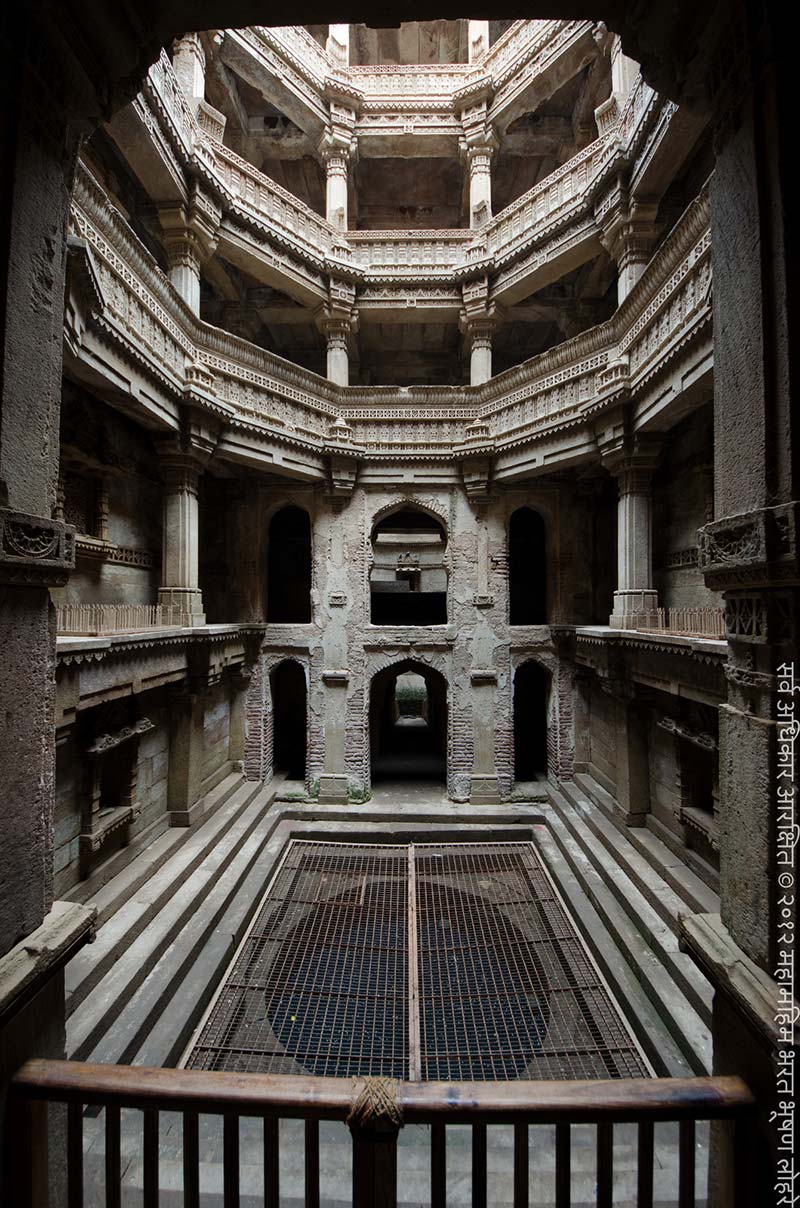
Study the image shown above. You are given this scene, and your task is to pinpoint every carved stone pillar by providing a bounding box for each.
[172,33,206,101]
[319,669,350,804]
[167,683,208,826]
[326,24,350,66]
[157,426,216,626]
[319,113,355,231]
[227,666,252,771]
[605,443,661,627]
[597,183,659,303]
[322,150,350,231]
[317,284,357,386]
[608,681,651,827]
[468,20,489,63]
[470,668,502,804]
[159,183,220,314]
[460,279,501,386]
[465,143,495,229]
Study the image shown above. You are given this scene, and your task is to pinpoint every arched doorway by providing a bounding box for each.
[513,661,550,782]
[270,660,307,780]
[370,506,447,625]
[267,506,312,622]
[370,661,447,784]
[509,507,547,624]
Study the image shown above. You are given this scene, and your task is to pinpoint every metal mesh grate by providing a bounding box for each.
[184,840,650,1081]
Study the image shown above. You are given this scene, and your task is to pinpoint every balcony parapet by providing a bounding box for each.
[68,158,711,471]
[141,44,670,298]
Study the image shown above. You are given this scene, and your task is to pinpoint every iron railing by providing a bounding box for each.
[9,1059,756,1207]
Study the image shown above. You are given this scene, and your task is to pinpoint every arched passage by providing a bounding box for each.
[509,507,547,624]
[270,660,307,779]
[370,506,447,625]
[513,660,550,781]
[267,506,312,622]
[369,660,447,784]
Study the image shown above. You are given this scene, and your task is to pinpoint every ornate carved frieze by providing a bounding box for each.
[87,717,156,755]
[0,509,75,587]
[657,715,717,751]
[699,503,799,591]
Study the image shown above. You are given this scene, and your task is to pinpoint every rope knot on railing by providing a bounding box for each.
[347,1076,404,1129]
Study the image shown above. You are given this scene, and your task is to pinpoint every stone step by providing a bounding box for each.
[66,781,278,1058]
[549,788,713,1027]
[84,789,289,1068]
[86,771,248,931]
[65,775,266,1019]
[536,812,711,1075]
[558,780,717,932]
[573,773,719,906]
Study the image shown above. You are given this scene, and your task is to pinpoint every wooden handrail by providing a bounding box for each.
[11,1059,755,1124]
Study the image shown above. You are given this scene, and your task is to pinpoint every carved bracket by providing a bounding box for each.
[0,508,75,587]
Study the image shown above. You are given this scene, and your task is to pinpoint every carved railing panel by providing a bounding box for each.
[69,156,711,466]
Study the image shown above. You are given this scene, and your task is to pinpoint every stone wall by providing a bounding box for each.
[54,387,162,610]
[652,403,719,610]
[233,477,604,799]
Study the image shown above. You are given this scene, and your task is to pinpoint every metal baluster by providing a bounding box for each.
[264,1116,279,1208]
[68,1102,84,1208]
[637,1120,654,1208]
[305,1119,320,1208]
[182,1111,199,1208]
[679,1120,695,1208]
[105,1106,121,1208]
[513,1124,529,1208]
[143,1108,159,1207]
[223,1114,239,1207]
[596,1122,613,1208]
[555,1124,570,1208]
[471,1123,487,1208]
[431,1123,446,1208]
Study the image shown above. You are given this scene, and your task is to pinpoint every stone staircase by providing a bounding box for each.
[539,777,718,1076]
[66,771,284,1068]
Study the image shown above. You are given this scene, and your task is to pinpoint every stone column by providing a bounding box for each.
[317,287,357,387]
[460,283,501,386]
[610,683,651,826]
[465,143,495,229]
[167,683,207,826]
[610,34,638,99]
[468,20,489,63]
[597,185,659,304]
[159,185,220,315]
[325,323,350,386]
[227,666,252,771]
[326,24,350,66]
[606,445,660,627]
[470,669,502,804]
[318,670,350,803]
[468,327,493,386]
[322,149,350,231]
[157,440,212,627]
[172,33,206,101]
